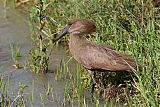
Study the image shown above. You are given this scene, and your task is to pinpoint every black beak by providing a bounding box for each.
[53,25,70,43]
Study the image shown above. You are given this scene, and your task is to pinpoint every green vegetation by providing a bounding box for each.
[1,0,160,106]
[27,0,51,73]
[0,74,27,107]
[10,43,22,69]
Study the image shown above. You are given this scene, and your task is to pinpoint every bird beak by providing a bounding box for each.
[54,25,70,42]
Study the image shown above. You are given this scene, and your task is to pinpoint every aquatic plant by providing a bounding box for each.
[0,74,28,107]
[47,0,160,106]
[28,0,53,73]
[23,0,160,106]
[10,43,22,69]
[1,0,160,106]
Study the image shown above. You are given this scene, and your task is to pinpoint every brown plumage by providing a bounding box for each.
[54,19,140,97]
[55,19,139,72]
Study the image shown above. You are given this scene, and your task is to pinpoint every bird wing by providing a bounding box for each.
[76,43,137,71]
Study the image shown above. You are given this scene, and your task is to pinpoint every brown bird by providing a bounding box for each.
[54,19,140,97]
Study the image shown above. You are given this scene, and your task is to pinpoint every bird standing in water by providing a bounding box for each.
[54,19,139,97]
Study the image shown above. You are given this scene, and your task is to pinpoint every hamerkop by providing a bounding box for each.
[54,19,140,96]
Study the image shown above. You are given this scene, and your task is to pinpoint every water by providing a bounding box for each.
[0,2,129,107]
[0,3,78,107]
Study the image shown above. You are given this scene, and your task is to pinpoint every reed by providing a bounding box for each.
[1,0,160,106]
[10,43,22,69]
[28,0,52,73]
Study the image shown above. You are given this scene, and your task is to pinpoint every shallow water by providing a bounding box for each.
[0,3,81,107]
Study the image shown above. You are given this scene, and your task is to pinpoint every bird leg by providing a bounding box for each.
[90,71,96,99]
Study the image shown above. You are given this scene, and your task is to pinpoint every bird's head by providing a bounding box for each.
[54,19,96,42]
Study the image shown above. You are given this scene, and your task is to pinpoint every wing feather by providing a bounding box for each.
[76,42,137,71]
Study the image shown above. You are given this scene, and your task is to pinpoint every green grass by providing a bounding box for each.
[48,0,159,106]
[10,43,22,69]
[42,0,160,106]
[0,74,27,107]
[1,0,160,106]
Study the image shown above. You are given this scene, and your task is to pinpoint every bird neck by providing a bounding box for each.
[69,34,86,54]
[70,34,83,43]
